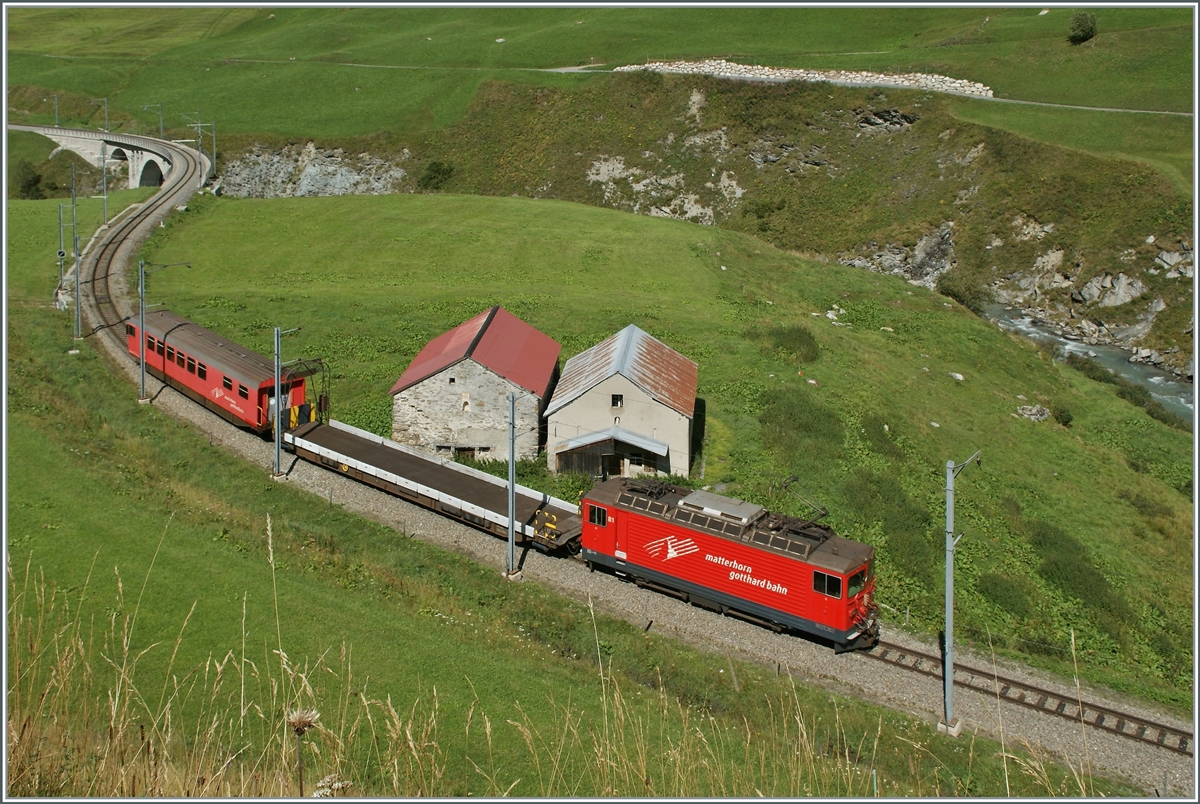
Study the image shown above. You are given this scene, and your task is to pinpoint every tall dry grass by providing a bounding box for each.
[7,515,1099,797]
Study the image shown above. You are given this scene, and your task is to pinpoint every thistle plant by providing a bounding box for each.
[288,708,320,796]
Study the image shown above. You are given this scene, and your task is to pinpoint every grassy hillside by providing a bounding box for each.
[137,192,1193,711]
[391,73,1193,365]
[7,198,1139,797]
[6,7,1191,172]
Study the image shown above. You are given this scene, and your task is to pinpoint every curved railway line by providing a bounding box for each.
[20,124,1193,768]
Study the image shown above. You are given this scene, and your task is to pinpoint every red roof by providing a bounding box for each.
[389,306,561,398]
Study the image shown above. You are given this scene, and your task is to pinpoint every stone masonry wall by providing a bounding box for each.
[391,360,541,461]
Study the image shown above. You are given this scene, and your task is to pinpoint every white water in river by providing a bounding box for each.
[984,304,1194,422]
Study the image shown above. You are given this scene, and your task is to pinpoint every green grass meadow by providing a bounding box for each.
[4,7,1193,793]
[6,7,1192,181]
[7,194,1144,796]
[131,191,1194,712]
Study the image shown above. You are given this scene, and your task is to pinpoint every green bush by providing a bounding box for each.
[1050,404,1073,427]
[1069,12,1097,45]
[860,414,905,461]
[977,572,1032,619]
[843,468,935,587]
[417,160,455,191]
[11,160,44,200]
[767,323,820,363]
[935,270,992,316]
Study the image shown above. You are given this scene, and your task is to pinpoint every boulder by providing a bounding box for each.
[1017,405,1051,422]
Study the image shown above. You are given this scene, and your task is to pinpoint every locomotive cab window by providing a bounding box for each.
[813,570,842,599]
[126,323,136,337]
[588,504,608,527]
[848,568,868,598]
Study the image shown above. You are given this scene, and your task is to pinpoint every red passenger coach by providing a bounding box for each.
[581,478,879,652]
[126,310,317,433]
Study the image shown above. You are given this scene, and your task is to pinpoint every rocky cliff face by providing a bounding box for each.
[837,221,956,290]
[216,142,409,198]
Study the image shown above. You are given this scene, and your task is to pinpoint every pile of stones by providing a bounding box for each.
[615,58,994,97]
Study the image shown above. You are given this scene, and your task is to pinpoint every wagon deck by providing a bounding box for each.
[286,420,582,549]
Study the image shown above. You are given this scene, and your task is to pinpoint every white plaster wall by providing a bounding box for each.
[547,374,691,476]
[391,360,540,461]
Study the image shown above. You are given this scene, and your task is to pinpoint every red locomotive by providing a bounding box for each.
[125,309,320,433]
[580,478,879,652]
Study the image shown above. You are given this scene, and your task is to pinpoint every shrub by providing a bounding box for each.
[1068,12,1097,45]
[935,270,991,316]
[843,468,934,587]
[977,572,1032,619]
[860,414,905,461]
[767,323,820,363]
[1050,404,1073,427]
[417,160,454,191]
[12,159,44,199]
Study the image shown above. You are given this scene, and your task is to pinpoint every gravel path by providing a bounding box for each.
[86,202,1193,800]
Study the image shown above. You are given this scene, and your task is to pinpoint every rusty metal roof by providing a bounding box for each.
[388,306,561,398]
[546,325,697,418]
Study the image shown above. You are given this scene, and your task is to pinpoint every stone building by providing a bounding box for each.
[546,325,697,478]
[389,306,560,461]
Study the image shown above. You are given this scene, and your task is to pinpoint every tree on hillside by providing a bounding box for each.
[12,160,44,199]
[1068,12,1097,44]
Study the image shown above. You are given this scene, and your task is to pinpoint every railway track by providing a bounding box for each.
[863,640,1193,757]
[8,125,208,337]
[24,122,1191,769]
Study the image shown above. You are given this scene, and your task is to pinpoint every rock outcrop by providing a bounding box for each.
[217,142,408,198]
[837,222,956,290]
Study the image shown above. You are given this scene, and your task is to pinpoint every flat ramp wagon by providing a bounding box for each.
[285,420,582,550]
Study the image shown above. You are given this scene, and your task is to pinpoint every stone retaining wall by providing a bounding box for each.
[615,58,993,98]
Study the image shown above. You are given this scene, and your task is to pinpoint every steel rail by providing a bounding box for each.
[863,640,1193,756]
[8,125,206,338]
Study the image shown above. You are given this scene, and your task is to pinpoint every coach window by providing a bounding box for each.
[813,570,842,599]
[223,376,233,391]
[238,384,249,399]
[197,363,207,380]
[156,339,165,356]
[166,346,175,362]
[186,356,196,374]
[176,351,186,368]
[126,323,136,337]
[146,335,155,352]
[588,504,608,527]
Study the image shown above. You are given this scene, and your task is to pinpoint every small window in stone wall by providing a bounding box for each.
[448,377,456,384]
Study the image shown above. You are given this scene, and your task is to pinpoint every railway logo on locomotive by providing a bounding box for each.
[644,536,699,561]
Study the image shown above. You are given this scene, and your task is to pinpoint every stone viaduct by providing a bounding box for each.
[9,124,207,189]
